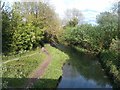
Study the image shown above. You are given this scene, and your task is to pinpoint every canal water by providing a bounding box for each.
[57,45,113,88]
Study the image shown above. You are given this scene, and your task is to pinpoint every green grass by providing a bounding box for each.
[2,47,46,88]
[2,47,41,62]
[33,44,69,88]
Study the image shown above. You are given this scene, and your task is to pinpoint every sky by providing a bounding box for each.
[4,0,118,25]
[49,0,118,25]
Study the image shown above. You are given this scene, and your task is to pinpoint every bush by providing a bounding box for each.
[100,50,120,87]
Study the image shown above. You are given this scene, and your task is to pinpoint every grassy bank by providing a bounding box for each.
[2,47,41,62]
[2,47,46,88]
[33,44,69,88]
[99,50,120,87]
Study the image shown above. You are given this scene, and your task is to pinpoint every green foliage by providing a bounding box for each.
[2,47,46,88]
[33,44,69,88]
[100,50,120,87]
[2,8,13,54]
[12,22,44,53]
[109,38,120,53]
[20,2,61,43]
[61,11,118,53]
[66,17,78,27]
[61,24,100,52]
[60,9,120,87]
[96,12,118,49]
[2,1,61,55]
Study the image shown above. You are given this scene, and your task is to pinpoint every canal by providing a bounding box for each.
[56,45,113,88]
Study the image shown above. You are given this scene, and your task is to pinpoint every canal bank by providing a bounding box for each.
[98,51,120,88]
[55,44,113,88]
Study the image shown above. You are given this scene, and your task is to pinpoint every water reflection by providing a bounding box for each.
[58,62,112,88]
[57,46,113,88]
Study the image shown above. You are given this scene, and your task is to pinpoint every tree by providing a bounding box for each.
[117,1,120,39]
[96,12,118,49]
[2,1,61,55]
[10,2,45,53]
[110,1,120,39]
[63,8,84,26]
[2,2,14,54]
[61,24,96,51]
[66,17,78,27]
[18,2,61,43]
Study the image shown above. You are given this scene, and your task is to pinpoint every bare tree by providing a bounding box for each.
[63,8,84,25]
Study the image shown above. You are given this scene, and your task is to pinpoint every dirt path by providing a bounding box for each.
[24,48,52,89]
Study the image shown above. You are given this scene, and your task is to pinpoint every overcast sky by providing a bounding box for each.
[4,0,118,24]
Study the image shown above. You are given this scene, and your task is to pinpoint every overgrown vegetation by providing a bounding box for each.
[60,11,118,52]
[99,38,120,87]
[100,50,120,87]
[2,1,61,55]
[1,0,120,88]
[59,2,119,87]
[2,47,46,88]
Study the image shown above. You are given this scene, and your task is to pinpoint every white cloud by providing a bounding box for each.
[4,0,20,2]
[49,0,67,18]
[5,0,118,24]
[49,0,118,24]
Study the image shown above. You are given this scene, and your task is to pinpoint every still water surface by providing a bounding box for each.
[57,46,112,88]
